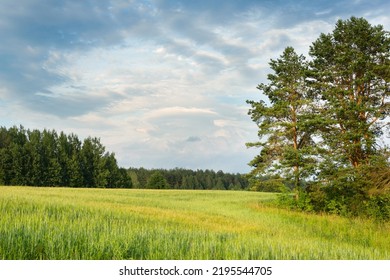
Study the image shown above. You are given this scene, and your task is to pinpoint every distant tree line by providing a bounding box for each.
[128,167,248,190]
[0,126,131,188]
[0,125,248,190]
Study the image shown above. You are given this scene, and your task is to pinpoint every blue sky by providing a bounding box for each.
[1,0,389,173]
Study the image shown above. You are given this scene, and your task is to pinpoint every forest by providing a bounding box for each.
[128,167,248,190]
[0,126,248,190]
[0,126,131,188]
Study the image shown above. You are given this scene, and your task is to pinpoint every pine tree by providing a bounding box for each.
[214,178,225,190]
[247,47,317,193]
[247,17,390,217]
[27,129,44,186]
[68,134,83,187]
[309,17,390,172]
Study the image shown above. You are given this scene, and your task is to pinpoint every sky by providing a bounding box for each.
[0,0,389,173]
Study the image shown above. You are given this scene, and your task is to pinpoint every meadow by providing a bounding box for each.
[0,186,389,260]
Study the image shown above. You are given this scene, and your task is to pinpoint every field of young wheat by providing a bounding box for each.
[0,186,389,260]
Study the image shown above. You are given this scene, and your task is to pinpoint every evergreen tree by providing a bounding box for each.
[0,126,130,188]
[0,147,13,185]
[247,47,317,193]
[57,132,71,186]
[247,17,390,217]
[68,134,84,187]
[117,168,132,188]
[205,175,213,190]
[308,17,390,208]
[42,130,62,186]
[68,153,83,187]
[124,167,248,190]
[309,17,390,172]
[27,129,44,186]
[214,178,225,190]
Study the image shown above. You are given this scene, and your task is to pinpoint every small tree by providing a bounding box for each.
[147,171,170,189]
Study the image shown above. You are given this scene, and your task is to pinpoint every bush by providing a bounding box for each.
[146,171,170,189]
[249,175,291,192]
[364,195,390,221]
[305,174,390,221]
[276,188,313,212]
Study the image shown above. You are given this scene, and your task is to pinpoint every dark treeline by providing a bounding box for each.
[128,167,248,190]
[0,125,248,190]
[0,126,131,188]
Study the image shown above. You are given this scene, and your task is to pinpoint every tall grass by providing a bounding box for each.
[0,186,389,259]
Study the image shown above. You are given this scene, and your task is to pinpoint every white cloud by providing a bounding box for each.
[315,9,333,16]
[1,0,389,172]
[145,106,217,119]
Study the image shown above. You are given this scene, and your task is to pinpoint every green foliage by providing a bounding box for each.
[309,17,390,170]
[213,178,225,190]
[247,47,319,192]
[147,171,170,189]
[297,162,390,220]
[276,188,314,213]
[128,167,248,190]
[247,17,390,220]
[0,125,131,188]
[365,194,390,221]
[248,175,286,192]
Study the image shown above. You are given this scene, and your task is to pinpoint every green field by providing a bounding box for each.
[0,186,389,260]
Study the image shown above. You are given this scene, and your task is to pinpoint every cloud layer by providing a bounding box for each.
[1,0,389,172]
